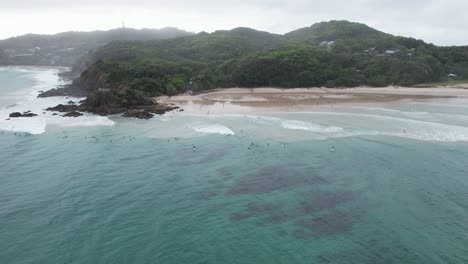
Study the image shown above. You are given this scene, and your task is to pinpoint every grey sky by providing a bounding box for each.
[1,0,467,46]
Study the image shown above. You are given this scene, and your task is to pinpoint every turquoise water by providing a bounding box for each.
[1,67,468,263]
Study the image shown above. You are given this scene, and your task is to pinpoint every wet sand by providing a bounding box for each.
[155,86,468,114]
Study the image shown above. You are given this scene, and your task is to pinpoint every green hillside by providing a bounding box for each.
[0,27,193,67]
[70,20,468,107]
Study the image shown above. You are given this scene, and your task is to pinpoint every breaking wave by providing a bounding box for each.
[290,112,468,142]
[192,124,235,135]
[281,120,343,133]
[0,68,115,135]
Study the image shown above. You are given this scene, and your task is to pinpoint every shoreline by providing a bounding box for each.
[156,86,468,114]
[0,65,70,72]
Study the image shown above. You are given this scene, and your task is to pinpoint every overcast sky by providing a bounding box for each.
[1,0,467,46]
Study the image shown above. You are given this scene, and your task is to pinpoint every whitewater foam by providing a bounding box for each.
[287,111,468,142]
[281,120,343,133]
[0,116,46,135]
[192,124,235,135]
[0,67,115,134]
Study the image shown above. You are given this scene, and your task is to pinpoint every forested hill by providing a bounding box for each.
[0,27,193,66]
[72,20,468,102]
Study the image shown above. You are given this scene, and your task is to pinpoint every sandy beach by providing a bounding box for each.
[156,86,468,114]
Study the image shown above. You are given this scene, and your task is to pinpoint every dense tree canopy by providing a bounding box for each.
[70,21,468,99]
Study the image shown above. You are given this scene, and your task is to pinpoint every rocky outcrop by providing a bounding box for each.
[23,112,38,117]
[62,111,83,117]
[9,112,23,118]
[9,111,38,118]
[46,104,79,112]
[40,86,181,119]
[122,109,155,119]
[38,88,69,98]
[148,104,180,115]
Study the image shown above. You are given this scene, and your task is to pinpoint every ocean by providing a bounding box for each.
[0,67,467,263]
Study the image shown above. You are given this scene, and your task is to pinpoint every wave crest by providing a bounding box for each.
[192,124,235,135]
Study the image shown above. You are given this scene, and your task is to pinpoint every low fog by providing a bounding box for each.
[1,0,468,45]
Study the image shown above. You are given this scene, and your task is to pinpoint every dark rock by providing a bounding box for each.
[38,85,88,98]
[62,111,83,117]
[52,113,58,116]
[38,88,69,98]
[9,112,23,118]
[78,90,141,115]
[46,104,78,112]
[9,111,38,118]
[122,109,154,119]
[22,112,38,117]
[149,104,180,115]
[67,100,75,105]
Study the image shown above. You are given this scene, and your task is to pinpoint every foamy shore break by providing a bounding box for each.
[157,86,468,114]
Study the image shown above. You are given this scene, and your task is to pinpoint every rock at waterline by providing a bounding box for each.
[122,109,155,119]
[150,104,180,115]
[9,111,38,118]
[62,111,83,117]
[46,104,79,112]
[9,112,23,118]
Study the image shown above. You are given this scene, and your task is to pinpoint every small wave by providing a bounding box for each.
[281,120,343,133]
[290,112,468,142]
[409,102,468,109]
[351,106,428,115]
[48,115,115,128]
[192,124,235,135]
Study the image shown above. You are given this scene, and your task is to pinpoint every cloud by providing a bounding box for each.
[1,0,467,45]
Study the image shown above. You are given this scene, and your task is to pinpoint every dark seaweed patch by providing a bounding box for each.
[227,166,328,195]
[207,203,231,213]
[217,166,236,181]
[193,189,218,200]
[276,229,288,237]
[230,202,284,221]
[264,212,291,224]
[294,190,359,215]
[315,237,422,263]
[176,144,231,166]
[292,211,354,239]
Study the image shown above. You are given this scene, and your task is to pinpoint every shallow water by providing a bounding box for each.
[1,67,467,263]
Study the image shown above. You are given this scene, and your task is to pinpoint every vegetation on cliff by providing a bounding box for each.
[71,21,468,101]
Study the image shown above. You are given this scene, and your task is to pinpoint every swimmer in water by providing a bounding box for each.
[331,146,335,152]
